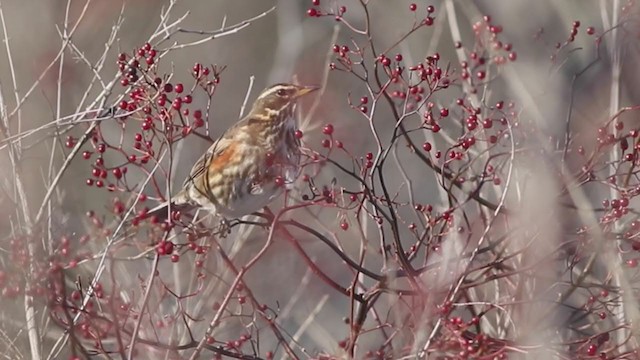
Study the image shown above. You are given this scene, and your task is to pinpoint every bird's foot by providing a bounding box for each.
[216,217,232,237]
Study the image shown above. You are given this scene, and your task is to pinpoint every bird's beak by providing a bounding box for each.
[295,85,320,98]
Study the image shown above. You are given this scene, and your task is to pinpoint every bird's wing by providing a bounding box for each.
[179,118,250,194]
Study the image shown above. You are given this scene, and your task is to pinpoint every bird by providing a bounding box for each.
[145,82,319,224]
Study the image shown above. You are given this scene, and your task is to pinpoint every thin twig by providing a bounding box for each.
[239,76,255,118]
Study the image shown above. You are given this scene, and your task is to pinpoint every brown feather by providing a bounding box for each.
[153,83,317,220]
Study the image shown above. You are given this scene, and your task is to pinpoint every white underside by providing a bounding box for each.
[216,185,282,218]
[193,166,296,218]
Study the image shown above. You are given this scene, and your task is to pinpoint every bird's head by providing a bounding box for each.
[250,83,319,119]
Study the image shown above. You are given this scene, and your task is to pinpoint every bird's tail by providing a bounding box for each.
[132,188,191,223]
[111,201,193,244]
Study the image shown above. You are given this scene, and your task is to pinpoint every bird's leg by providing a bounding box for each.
[217,217,232,237]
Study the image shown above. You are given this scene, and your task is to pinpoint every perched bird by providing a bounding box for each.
[147,83,319,222]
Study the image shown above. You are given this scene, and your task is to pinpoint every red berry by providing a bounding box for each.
[620,198,629,207]
[307,8,318,16]
[409,3,417,11]
[193,118,205,128]
[323,124,334,135]
[174,83,184,93]
[156,242,167,255]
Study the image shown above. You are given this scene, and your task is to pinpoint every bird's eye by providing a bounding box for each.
[276,89,287,97]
